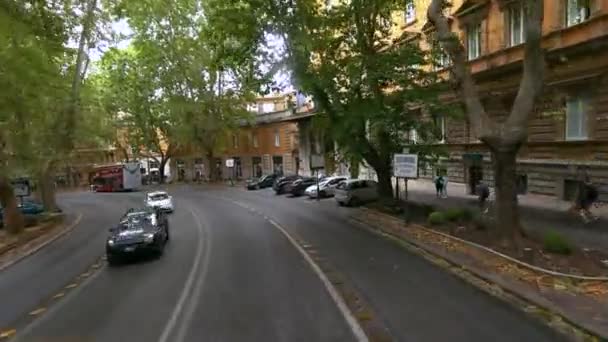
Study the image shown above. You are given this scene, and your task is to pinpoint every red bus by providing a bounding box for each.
[90,162,142,192]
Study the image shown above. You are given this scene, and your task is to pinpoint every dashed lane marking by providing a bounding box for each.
[28,308,46,316]
[52,292,65,299]
[0,329,16,339]
[65,283,78,289]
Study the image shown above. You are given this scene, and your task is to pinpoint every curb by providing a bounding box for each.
[349,216,604,341]
[0,213,83,272]
[361,208,608,281]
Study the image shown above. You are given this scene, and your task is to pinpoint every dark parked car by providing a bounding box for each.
[106,207,169,265]
[246,174,278,190]
[0,200,45,228]
[290,177,317,197]
[273,175,302,195]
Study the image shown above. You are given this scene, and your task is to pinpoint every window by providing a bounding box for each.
[274,129,280,147]
[434,115,447,143]
[433,49,451,70]
[405,2,416,23]
[467,23,482,60]
[262,102,275,113]
[565,95,588,140]
[565,0,591,27]
[232,134,239,148]
[409,128,418,144]
[252,132,259,148]
[508,3,526,46]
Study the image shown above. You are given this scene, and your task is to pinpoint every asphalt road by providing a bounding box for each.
[0,186,565,341]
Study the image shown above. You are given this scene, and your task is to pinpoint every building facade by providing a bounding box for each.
[410,0,608,200]
[171,93,316,181]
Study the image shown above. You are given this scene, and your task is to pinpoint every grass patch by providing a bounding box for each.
[543,231,573,255]
[428,211,446,225]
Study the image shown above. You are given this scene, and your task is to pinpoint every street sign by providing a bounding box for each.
[11,179,31,197]
[310,154,325,170]
[225,159,234,168]
[393,154,418,178]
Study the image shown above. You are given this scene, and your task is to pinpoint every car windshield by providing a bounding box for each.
[149,194,168,201]
[122,211,156,227]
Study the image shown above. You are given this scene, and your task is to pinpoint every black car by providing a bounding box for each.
[273,175,302,195]
[290,177,317,196]
[246,174,277,190]
[106,208,169,265]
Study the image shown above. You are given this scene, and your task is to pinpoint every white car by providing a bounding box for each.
[305,176,347,198]
[145,191,174,213]
[334,179,379,206]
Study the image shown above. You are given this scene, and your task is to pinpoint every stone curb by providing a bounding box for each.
[0,213,83,272]
[350,210,607,340]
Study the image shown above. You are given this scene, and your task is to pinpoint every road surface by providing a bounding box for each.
[0,186,565,341]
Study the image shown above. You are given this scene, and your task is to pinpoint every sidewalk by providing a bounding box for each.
[400,179,608,251]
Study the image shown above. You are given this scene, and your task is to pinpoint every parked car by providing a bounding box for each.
[246,174,277,190]
[107,207,170,265]
[290,177,317,196]
[334,179,379,206]
[0,200,45,228]
[273,175,302,195]
[145,191,174,213]
[305,176,347,198]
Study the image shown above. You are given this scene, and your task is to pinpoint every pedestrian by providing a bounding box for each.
[476,182,490,212]
[574,179,599,223]
[434,175,444,198]
[441,175,449,198]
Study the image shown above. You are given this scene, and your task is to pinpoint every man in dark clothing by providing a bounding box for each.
[435,176,444,198]
[476,182,490,211]
[575,180,599,223]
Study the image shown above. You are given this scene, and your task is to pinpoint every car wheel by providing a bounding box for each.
[165,228,170,242]
[107,254,120,266]
[319,190,326,198]
[349,197,360,207]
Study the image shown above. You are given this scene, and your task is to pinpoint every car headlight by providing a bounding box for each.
[108,239,115,246]
[143,233,155,243]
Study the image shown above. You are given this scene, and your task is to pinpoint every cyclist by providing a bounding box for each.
[476,182,490,212]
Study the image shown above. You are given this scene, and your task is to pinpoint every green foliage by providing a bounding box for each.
[543,231,573,255]
[442,208,474,222]
[266,0,454,196]
[428,211,446,225]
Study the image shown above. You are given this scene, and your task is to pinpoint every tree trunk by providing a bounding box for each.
[38,167,58,212]
[207,152,217,182]
[375,165,393,199]
[491,147,524,243]
[159,158,167,184]
[0,176,24,234]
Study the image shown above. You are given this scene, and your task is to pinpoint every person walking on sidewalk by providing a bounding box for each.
[572,179,599,223]
[441,176,449,198]
[476,182,490,212]
[434,175,445,198]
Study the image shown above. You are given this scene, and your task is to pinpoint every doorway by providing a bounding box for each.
[272,156,284,175]
[252,157,262,178]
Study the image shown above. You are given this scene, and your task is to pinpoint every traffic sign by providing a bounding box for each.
[393,154,418,178]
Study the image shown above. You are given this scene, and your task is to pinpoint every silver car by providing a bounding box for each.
[305,176,347,198]
[145,191,174,213]
[334,179,379,206]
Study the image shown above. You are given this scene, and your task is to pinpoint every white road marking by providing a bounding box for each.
[227,199,369,342]
[158,204,209,342]
[171,206,213,342]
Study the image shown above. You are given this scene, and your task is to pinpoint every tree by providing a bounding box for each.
[106,0,268,181]
[96,47,178,182]
[0,0,71,232]
[427,0,545,242]
[268,0,448,198]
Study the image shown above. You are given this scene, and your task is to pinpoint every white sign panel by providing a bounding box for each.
[393,154,418,178]
[225,159,235,168]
